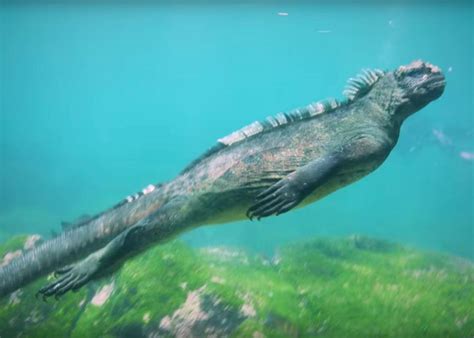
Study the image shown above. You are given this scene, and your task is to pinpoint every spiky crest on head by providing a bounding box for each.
[343,68,385,101]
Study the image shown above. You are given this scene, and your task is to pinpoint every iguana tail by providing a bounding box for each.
[0,224,114,298]
[0,182,169,298]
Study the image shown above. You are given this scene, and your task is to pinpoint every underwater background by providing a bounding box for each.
[0,1,472,259]
[0,2,473,337]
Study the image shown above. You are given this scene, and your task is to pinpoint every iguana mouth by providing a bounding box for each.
[421,73,446,97]
[426,73,445,86]
[396,60,445,86]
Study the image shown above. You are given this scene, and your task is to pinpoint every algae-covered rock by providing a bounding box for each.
[0,235,472,337]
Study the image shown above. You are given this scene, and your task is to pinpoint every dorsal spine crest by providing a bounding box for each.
[181,67,386,175]
[343,68,385,101]
[218,97,340,147]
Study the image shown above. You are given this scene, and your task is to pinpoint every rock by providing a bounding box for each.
[0,235,472,337]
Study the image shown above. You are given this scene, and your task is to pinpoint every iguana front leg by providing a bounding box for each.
[247,154,341,220]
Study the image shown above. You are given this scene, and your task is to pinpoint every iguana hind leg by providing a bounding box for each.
[247,154,341,220]
[37,198,191,300]
[37,248,104,300]
[37,225,144,300]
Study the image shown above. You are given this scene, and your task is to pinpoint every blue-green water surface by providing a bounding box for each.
[0,1,472,258]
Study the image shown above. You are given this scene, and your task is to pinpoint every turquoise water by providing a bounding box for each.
[0,2,472,259]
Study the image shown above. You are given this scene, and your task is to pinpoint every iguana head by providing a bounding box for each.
[344,60,445,123]
[390,60,446,121]
[370,60,446,123]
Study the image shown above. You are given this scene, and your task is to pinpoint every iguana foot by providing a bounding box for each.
[37,254,100,300]
[247,177,303,220]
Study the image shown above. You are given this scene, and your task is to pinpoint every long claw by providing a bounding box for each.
[39,274,72,295]
[248,197,283,219]
[37,272,77,300]
[256,201,286,220]
[37,251,100,300]
[247,195,282,214]
[247,176,303,220]
[54,275,81,299]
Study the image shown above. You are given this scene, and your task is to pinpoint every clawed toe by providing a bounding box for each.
[247,196,284,220]
[37,267,89,300]
[247,179,302,220]
[37,273,73,300]
[53,265,73,277]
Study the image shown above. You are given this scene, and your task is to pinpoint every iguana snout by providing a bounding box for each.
[396,60,446,107]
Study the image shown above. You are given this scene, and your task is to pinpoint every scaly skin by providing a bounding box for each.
[0,60,445,299]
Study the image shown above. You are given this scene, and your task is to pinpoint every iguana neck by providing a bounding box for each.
[355,86,402,145]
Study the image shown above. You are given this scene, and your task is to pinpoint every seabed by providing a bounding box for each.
[0,234,472,337]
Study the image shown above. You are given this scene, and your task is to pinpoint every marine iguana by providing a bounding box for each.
[0,60,445,300]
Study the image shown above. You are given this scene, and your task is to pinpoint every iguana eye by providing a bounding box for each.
[405,68,422,77]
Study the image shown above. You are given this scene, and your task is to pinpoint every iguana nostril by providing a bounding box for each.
[425,62,441,73]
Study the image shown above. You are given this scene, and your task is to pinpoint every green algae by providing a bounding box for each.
[0,235,472,337]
